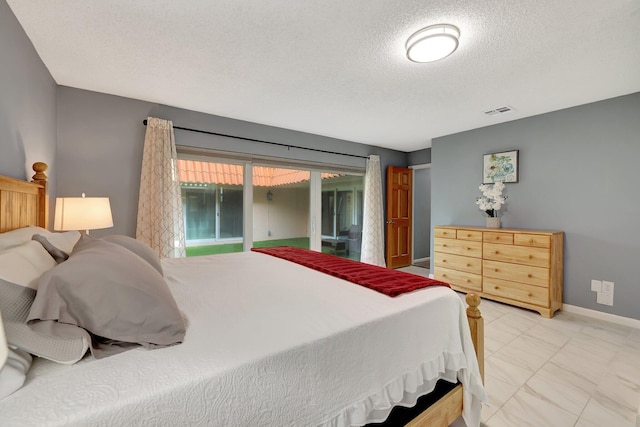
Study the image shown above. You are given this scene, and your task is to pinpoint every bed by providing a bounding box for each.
[0,163,486,426]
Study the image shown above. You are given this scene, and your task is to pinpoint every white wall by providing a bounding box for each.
[253,187,309,241]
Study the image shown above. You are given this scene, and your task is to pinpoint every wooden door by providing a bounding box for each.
[386,166,412,268]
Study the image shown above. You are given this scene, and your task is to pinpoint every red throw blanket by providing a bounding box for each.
[251,246,450,297]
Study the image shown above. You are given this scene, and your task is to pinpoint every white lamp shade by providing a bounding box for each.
[54,197,114,231]
[406,24,460,63]
[0,311,8,370]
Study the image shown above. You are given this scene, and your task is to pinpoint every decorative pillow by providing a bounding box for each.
[43,230,81,254]
[0,277,89,364]
[32,235,69,264]
[29,238,186,359]
[101,235,163,275]
[0,241,57,289]
[0,226,49,251]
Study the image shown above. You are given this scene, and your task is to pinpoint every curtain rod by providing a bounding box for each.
[142,119,369,160]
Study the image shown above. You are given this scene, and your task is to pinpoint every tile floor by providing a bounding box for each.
[399,266,640,427]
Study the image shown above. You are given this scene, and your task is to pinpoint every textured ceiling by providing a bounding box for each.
[7,0,640,152]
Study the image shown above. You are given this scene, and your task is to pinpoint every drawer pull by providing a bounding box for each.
[527,274,533,278]
[442,274,447,278]
[443,244,447,247]
[443,260,447,263]
[494,286,500,290]
[466,279,471,283]
[495,251,500,254]
[529,255,533,259]
[529,239,534,244]
[528,293,533,297]
[466,263,471,267]
[494,269,499,272]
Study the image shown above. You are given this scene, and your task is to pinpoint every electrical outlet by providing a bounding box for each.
[591,280,602,292]
[596,292,612,306]
[596,292,608,305]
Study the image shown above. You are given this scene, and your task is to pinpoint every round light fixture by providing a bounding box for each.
[406,24,460,63]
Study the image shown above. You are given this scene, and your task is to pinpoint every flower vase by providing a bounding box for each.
[486,217,501,229]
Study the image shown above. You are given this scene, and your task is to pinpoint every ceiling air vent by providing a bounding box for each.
[484,105,515,116]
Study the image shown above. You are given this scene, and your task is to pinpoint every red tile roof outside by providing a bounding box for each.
[178,159,339,187]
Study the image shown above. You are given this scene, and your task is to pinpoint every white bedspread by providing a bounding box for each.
[0,251,485,426]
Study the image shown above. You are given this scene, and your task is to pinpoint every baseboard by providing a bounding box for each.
[562,304,640,329]
[413,257,430,263]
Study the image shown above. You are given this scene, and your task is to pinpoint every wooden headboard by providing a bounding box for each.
[0,162,49,232]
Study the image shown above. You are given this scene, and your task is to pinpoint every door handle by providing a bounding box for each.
[386,220,395,224]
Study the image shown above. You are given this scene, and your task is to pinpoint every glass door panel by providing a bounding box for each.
[252,166,310,250]
[320,174,364,260]
[178,159,244,256]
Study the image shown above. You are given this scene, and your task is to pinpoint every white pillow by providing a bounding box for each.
[0,226,48,251]
[0,227,80,255]
[0,241,57,288]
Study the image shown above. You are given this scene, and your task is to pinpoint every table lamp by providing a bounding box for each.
[54,193,113,234]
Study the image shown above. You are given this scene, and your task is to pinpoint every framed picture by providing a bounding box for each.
[483,150,519,183]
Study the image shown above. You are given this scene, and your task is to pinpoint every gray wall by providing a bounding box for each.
[408,148,432,260]
[431,93,640,320]
[412,167,431,260]
[56,87,408,237]
[407,148,431,165]
[0,0,57,203]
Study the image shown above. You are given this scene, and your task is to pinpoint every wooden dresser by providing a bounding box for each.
[433,226,563,317]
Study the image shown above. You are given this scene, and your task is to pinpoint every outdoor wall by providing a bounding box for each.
[0,0,57,209]
[431,93,640,320]
[253,186,309,242]
[56,86,408,237]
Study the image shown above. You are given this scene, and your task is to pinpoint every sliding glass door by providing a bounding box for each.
[178,155,363,258]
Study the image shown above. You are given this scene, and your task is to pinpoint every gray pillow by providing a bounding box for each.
[0,277,89,364]
[29,238,185,359]
[101,235,163,275]
[32,234,69,264]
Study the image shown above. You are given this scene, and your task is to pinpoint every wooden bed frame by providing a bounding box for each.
[0,162,484,427]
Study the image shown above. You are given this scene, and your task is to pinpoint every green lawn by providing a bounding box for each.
[185,237,309,257]
[186,237,360,260]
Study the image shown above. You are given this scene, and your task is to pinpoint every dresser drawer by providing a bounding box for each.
[434,267,482,291]
[434,228,457,239]
[483,232,514,245]
[434,238,482,258]
[483,242,550,268]
[434,252,482,274]
[483,277,548,306]
[483,260,550,287]
[456,229,482,241]
[514,233,551,248]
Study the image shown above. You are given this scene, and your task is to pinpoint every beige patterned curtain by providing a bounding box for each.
[136,117,186,258]
[360,155,386,267]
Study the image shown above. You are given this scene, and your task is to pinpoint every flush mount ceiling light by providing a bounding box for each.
[406,24,460,63]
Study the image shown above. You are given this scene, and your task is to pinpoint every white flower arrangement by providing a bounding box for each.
[476,181,507,218]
